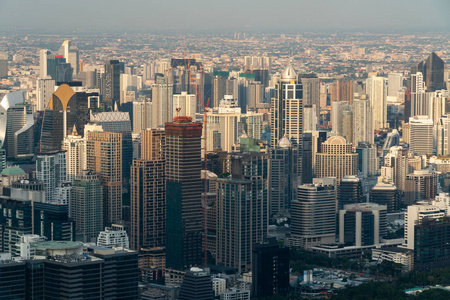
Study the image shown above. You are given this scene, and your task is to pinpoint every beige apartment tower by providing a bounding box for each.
[86,131,122,225]
[315,135,358,184]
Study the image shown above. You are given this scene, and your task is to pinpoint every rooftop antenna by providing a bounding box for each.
[176,107,181,118]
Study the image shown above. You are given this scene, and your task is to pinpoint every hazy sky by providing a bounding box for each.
[1,0,449,33]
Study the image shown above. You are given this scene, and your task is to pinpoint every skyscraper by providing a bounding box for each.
[0,91,34,160]
[409,116,433,156]
[130,129,165,251]
[352,94,374,145]
[36,77,55,111]
[0,54,7,79]
[366,76,388,130]
[132,99,152,134]
[338,175,364,210]
[173,92,197,120]
[58,40,79,78]
[369,182,400,213]
[71,170,103,243]
[39,49,52,78]
[270,65,303,146]
[424,52,445,92]
[103,60,121,109]
[151,75,174,128]
[315,135,358,184]
[165,116,203,270]
[387,73,403,99]
[61,126,86,183]
[405,169,438,205]
[86,131,122,225]
[269,136,299,215]
[36,150,69,204]
[291,178,337,249]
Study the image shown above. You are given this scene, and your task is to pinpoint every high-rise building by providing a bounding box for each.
[409,116,433,156]
[165,116,203,270]
[40,83,97,151]
[269,136,299,215]
[291,178,337,249]
[0,197,32,254]
[130,130,165,250]
[58,40,79,78]
[270,65,303,147]
[339,203,387,246]
[315,135,358,184]
[0,54,7,79]
[380,129,400,158]
[71,170,103,243]
[366,76,388,130]
[97,227,130,248]
[61,126,85,183]
[424,52,445,92]
[204,109,242,154]
[0,91,34,160]
[103,60,121,109]
[152,75,174,128]
[405,169,438,205]
[387,73,403,98]
[39,49,52,78]
[330,80,354,103]
[86,131,122,225]
[299,74,320,119]
[355,142,379,178]
[173,92,196,120]
[36,150,69,204]
[133,99,152,134]
[437,114,450,156]
[33,202,75,241]
[178,267,213,300]
[331,101,352,140]
[36,77,55,111]
[251,240,290,298]
[352,94,374,145]
[216,152,269,273]
[338,175,364,210]
[369,182,400,213]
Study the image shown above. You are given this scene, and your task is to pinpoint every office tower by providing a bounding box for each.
[299,74,320,118]
[97,227,130,248]
[409,116,433,155]
[0,54,7,78]
[103,60,121,109]
[36,150,69,204]
[269,136,298,215]
[338,175,364,210]
[202,170,218,259]
[0,197,32,253]
[40,83,97,151]
[33,202,74,241]
[330,80,354,103]
[339,203,387,246]
[355,142,379,178]
[58,40,79,78]
[152,75,174,128]
[437,115,450,156]
[251,240,289,298]
[90,111,133,184]
[291,178,337,249]
[369,182,400,213]
[245,81,265,111]
[242,112,263,140]
[0,254,26,298]
[71,170,103,242]
[132,99,152,134]
[387,73,403,98]
[303,105,317,132]
[366,76,387,130]
[315,136,358,183]
[270,65,303,146]
[86,131,122,225]
[405,169,438,205]
[130,131,165,250]
[36,77,55,111]
[212,72,228,108]
[165,116,203,270]
[302,132,313,184]
[204,109,242,154]
[120,73,142,103]
[178,268,213,300]
[331,101,352,139]
[0,91,34,160]
[39,49,52,78]
[173,92,197,120]
[216,152,269,273]
[352,94,374,145]
[428,91,446,126]
[61,126,85,182]
[424,52,445,92]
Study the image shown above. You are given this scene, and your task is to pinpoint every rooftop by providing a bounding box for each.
[1,166,25,176]
[32,241,83,250]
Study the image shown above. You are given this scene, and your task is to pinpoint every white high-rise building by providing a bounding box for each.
[366,76,387,130]
[36,151,68,203]
[437,115,450,156]
[352,94,374,145]
[132,99,152,134]
[387,73,403,99]
[36,77,55,111]
[58,40,79,78]
[39,49,52,78]
[62,126,86,183]
[151,77,173,128]
[405,204,445,250]
[173,92,196,120]
[97,227,129,248]
[409,116,434,155]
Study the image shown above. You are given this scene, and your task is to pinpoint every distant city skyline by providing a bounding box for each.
[0,0,449,33]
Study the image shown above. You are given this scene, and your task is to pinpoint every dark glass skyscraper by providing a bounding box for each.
[424,52,445,92]
[165,116,203,270]
[103,60,121,109]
